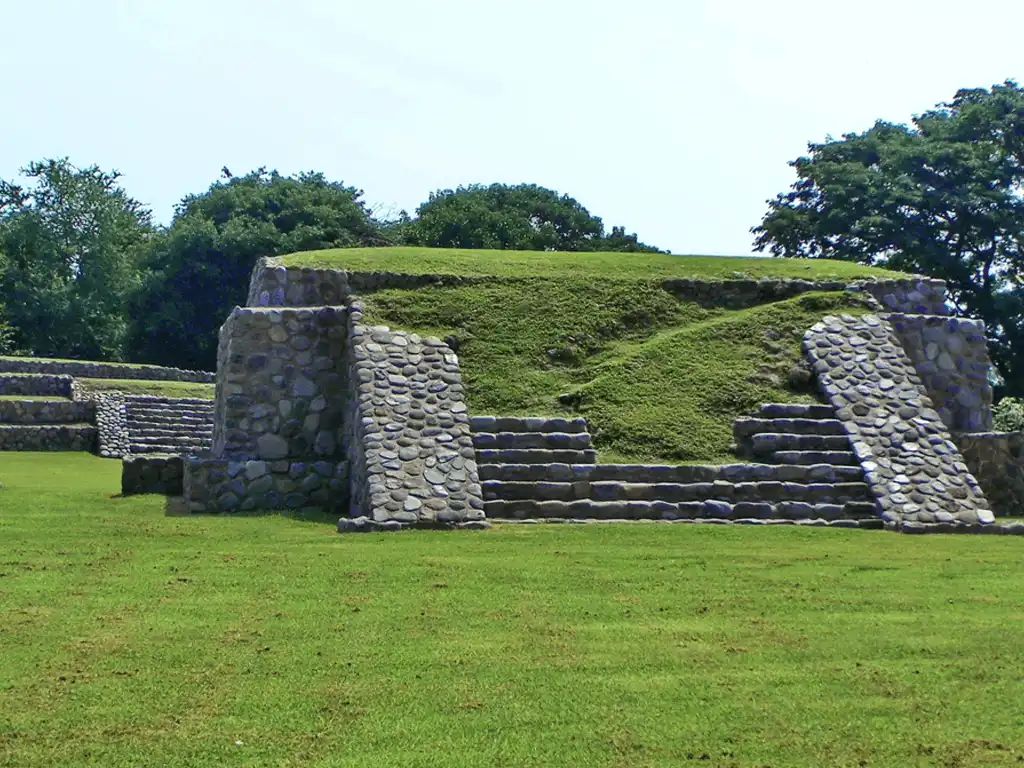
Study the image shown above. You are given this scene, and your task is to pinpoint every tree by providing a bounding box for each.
[128,169,386,370]
[406,183,662,252]
[0,159,152,360]
[752,81,1024,396]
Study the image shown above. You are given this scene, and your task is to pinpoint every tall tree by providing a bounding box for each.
[752,80,1024,395]
[0,159,152,360]
[128,169,385,370]
[406,183,662,252]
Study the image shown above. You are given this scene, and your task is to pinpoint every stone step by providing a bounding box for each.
[483,498,874,521]
[129,426,213,437]
[733,418,846,439]
[482,480,871,503]
[127,443,206,455]
[472,431,591,450]
[125,396,214,407]
[474,448,598,465]
[757,403,836,419]
[131,434,211,445]
[127,408,213,419]
[751,433,852,453]
[0,423,97,451]
[478,462,865,484]
[470,415,588,434]
[770,450,859,466]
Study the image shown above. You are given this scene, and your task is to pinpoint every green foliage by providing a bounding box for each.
[127,169,386,370]
[283,245,903,280]
[363,282,872,462]
[992,397,1024,432]
[404,183,663,252]
[2,453,1023,766]
[0,159,152,360]
[753,80,1024,396]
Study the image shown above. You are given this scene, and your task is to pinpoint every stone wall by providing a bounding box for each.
[0,399,93,424]
[184,457,348,512]
[122,455,184,495]
[804,313,993,526]
[0,357,213,383]
[888,314,992,432]
[0,374,72,396]
[93,393,129,458]
[954,431,1024,517]
[247,259,950,315]
[342,298,485,528]
[0,424,96,451]
[211,306,349,460]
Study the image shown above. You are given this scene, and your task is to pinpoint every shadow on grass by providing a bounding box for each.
[162,495,340,527]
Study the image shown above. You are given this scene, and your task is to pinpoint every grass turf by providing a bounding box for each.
[0,453,1022,767]
[75,378,215,400]
[362,285,873,462]
[276,246,904,281]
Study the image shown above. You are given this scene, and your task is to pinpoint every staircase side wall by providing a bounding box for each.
[888,314,993,432]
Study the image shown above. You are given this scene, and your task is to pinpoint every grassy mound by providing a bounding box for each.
[1,453,1021,766]
[278,246,903,281]
[362,281,873,463]
[75,378,215,399]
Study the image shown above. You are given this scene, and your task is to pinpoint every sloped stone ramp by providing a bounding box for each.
[804,313,994,527]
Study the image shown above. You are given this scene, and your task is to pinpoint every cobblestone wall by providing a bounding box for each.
[211,307,349,460]
[342,298,485,529]
[954,431,1024,517]
[122,455,184,495]
[0,424,96,450]
[0,374,72,396]
[0,399,93,424]
[184,457,348,512]
[804,313,993,526]
[888,314,993,432]
[0,357,212,382]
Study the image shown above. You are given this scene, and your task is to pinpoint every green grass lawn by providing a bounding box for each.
[75,378,215,400]
[363,285,873,462]
[0,355,205,373]
[0,395,70,402]
[1,453,1022,767]
[277,246,904,281]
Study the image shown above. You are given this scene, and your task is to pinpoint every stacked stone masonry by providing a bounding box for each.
[954,431,1024,518]
[0,373,72,397]
[804,313,993,526]
[343,298,486,530]
[0,357,212,383]
[122,455,184,495]
[888,314,993,432]
[125,396,213,456]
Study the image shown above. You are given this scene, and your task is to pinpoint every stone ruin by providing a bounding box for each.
[169,259,1024,534]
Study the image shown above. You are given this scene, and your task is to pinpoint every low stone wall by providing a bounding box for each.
[247,259,950,315]
[184,457,349,512]
[954,431,1024,517]
[0,374,72,397]
[344,297,485,527]
[122,455,184,495]
[0,357,213,383]
[888,314,992,432]
[0,399,93,424]
[0,424,97,451]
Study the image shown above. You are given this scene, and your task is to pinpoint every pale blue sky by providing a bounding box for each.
[2,0,1022,255]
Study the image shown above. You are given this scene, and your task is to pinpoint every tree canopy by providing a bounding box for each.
[127,169,386,370]
[753,80,1024,396]
[0,159,152,360]
[406,183,662,252]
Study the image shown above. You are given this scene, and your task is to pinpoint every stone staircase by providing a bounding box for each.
[124,396,214,455]
[0,374,97,451]
[473,406,879,524]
